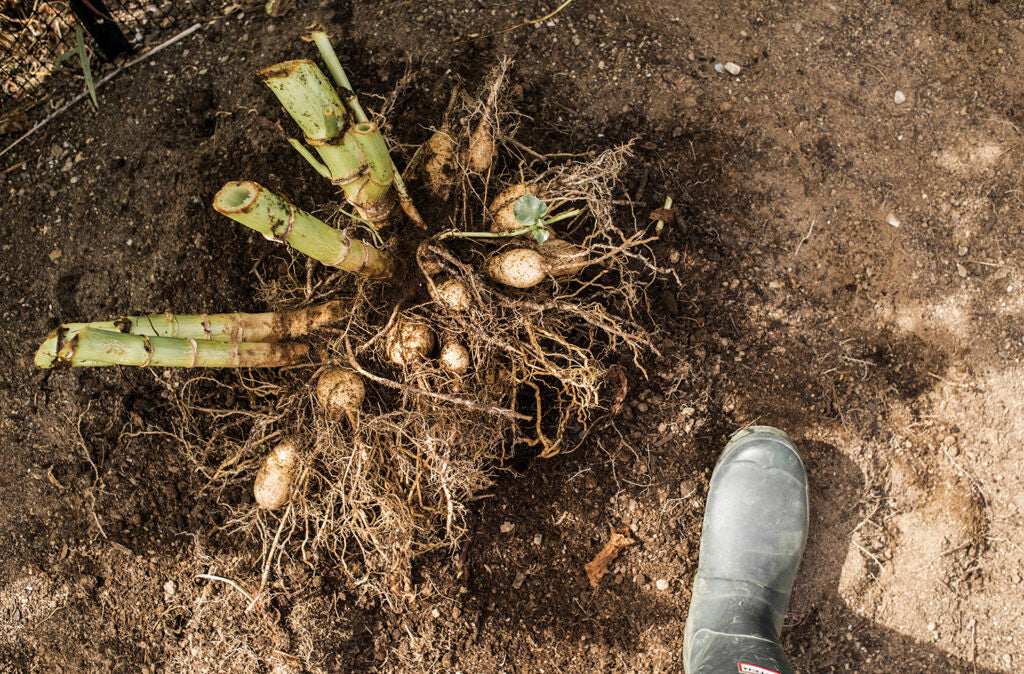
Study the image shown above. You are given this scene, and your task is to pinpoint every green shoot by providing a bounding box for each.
[441,196,582,242]
[74,26,98,108]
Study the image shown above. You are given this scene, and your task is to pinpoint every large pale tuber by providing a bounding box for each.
[541,238,589,277]
[485,248,547,289]
[254,439,298,510]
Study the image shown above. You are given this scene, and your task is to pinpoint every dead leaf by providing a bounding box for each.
[584,528,634,587]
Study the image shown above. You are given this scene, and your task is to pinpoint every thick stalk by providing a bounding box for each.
[260,58,399,224]
[310,32,425,227]
[34,302,349,368]
[258,60,346,142]
[213,181,394,278]
[40,328,307,369]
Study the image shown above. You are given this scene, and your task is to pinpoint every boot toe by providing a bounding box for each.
[718,426,806,488]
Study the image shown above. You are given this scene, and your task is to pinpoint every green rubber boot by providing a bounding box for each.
[683,426,808,674]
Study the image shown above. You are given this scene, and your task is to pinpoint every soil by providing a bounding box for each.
[1,0,1023,672]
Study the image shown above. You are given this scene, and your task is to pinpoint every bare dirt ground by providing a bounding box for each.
[1,0,1023,672]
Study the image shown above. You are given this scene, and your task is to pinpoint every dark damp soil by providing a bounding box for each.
[1,1,1023,672]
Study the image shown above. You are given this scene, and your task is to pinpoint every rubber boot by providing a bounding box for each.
[683,426,808,674]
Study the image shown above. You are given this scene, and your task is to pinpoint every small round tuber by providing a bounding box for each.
[316,367,365,417]
[432,278,472,313]
[439,341,470,374]
[488,183,539,233]
[485,248,547,289]
[386,318,436,366]
[465,118,495,174]
[254,438,298,510]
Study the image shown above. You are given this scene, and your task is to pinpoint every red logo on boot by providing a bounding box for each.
[738,664,781,674]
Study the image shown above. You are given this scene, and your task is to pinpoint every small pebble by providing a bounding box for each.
[682,95,698,108]
[163,580,176,600]
[512,571,526,589]
[48,249,62,262]
[500,522,515,533]
[894,90,907,104]
[724,62,741,75]
[886,213,901,228]
[958,246,968,256]
[957,263,968,278]
[655,579,670,591]
[714,63,725,73]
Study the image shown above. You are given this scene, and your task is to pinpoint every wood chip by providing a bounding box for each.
[585,529,634,587]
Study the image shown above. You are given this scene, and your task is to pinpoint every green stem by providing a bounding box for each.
[440,209,584,240]
[262,45,421,227]
[35,303,348,369]
[213,181,394,278]
[258,60,346,142]
[42,328,307,369]
[440,226,534,240]
[287,138,331,179]
[541,208,582,227]
[311,31,368,123]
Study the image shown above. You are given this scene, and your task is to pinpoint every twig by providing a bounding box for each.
[0,23,203,160]
[792,219,815,256]
[851,540,882,579]
[196,573,255,604]
[343,338,530,421]
[454,0,575,42]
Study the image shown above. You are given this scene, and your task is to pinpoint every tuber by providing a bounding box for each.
[386,318,436,366]
[465,118,495,174]
[488,183,539,233]
[316,367,365,417]
[254,438,298,509]
[484,248,548,289]
[432,279,472,313]
[439,341,470,374]
[541,238,589,277]
[424,130,457,199]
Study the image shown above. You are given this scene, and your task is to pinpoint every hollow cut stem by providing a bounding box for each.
[34,302,349,369]
[259,58,399,224]
[213,181,394,278]
[40,328,307,369]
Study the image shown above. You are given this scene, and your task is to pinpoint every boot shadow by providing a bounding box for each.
[784,438,997,674]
